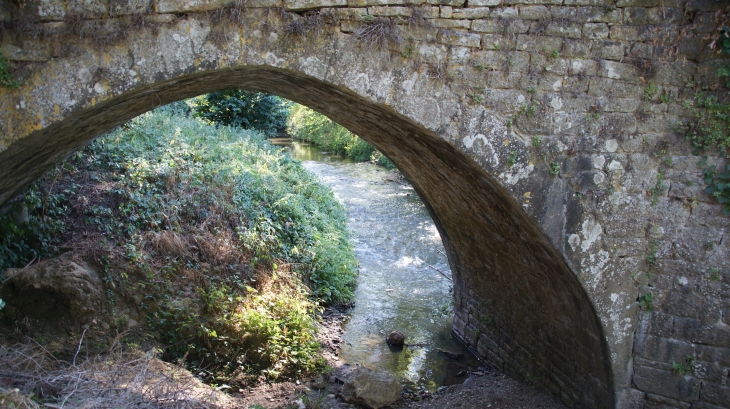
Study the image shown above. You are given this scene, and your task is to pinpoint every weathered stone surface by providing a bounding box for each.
[286,0,347,11]
[159,0,237,12]
[0,3,728,409]
[342,368,402,408]
[633,366,701,402]
[438,29,480,47]
[108,0,150,15]
[0,256,104,322]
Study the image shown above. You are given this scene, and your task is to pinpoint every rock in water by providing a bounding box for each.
[386,330,405,346]
[342,367,402,409]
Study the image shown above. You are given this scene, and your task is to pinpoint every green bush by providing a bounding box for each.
[192,90,290,136]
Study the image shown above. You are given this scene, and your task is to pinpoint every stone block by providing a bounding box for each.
[532,54,569,75]
[471,19,499,33]
[452,7,490,19]
[592,40,625,60]
[633,365,701,402]
[610,25,639,41]
[439,30,480,47]
[430,0,465,6]
[348,0,406,6]
[504,0,562,4]
[515,34,562,52]
[491,6,518,18]
[368,5,411,16]
[489,70,525,89]
[589,78,643,99]
[647,7,684,24]
[616,0,659,6]
[652,61,696,88]
[339,20,361,32]
[430,18,471,29]
[466,0,501,6]
[685,0,725,12]
[583,23,609,39]
[549,6,577,20]
[623,7,650,25]
[519,5,550,20]
[545,22,582,39]
[563,39,591,57]
[644,393,692,409]
[481,34,516,51]
[692,402,729,409]
[108,0,150,15]
[286,0,347,10]
[597,60,640,82]
[1,39,52,61]
[577,6,623,23]
[616,388,647,409]
[470,49,507,70]
[634,335,697,365]
[69,0,107,18]
[35,0,67,20]
[565,0,613,4]
[439,5,452,18]
[569,58,598,76]
[693,12,718,33]
[159,0,237,13]
[700,383,730,407]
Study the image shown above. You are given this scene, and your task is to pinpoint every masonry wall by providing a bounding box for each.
[0,0,729,408]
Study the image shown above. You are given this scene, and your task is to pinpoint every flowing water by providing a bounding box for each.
[270,138,482,390]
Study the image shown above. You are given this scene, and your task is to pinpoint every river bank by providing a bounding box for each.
[232,302,567,409]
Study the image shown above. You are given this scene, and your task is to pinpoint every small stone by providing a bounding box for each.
[311,375,327,390]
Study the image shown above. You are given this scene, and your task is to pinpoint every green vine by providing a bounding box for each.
[674,27,730,215]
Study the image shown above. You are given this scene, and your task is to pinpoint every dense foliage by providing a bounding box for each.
[287,104,394,168]
[1,107,358,382]
[193,90,289,136]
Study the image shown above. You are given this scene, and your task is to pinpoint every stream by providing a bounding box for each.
[271,138,482,390]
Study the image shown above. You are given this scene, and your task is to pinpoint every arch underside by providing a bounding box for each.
[0,66,615,408]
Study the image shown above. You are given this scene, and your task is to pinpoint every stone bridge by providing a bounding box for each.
[0,0,728,407]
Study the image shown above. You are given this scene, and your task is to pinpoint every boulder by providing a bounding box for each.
[0,255,104,323]
[341,367,402,409]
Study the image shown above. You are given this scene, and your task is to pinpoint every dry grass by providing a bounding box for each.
[146,230,191,259]
[0,337,232,408]
[354,18,403,52]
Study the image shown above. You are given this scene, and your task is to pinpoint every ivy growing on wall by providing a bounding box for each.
[676,27,730,215]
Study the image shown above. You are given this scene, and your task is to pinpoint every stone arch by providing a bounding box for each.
[1,63,615,408]
[3,1,729,408]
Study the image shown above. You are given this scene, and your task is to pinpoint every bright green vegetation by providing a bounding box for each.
[1,106,358,383]
[287,104,394,168]
[192,90,290,136]
[0,50,19,88]
[671,355,695,376]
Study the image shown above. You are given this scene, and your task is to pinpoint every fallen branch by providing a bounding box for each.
[427,264,452,281]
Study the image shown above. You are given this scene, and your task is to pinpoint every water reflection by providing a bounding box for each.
[272,138,481,389]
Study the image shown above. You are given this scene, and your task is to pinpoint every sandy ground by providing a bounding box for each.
[231,305,567,409]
